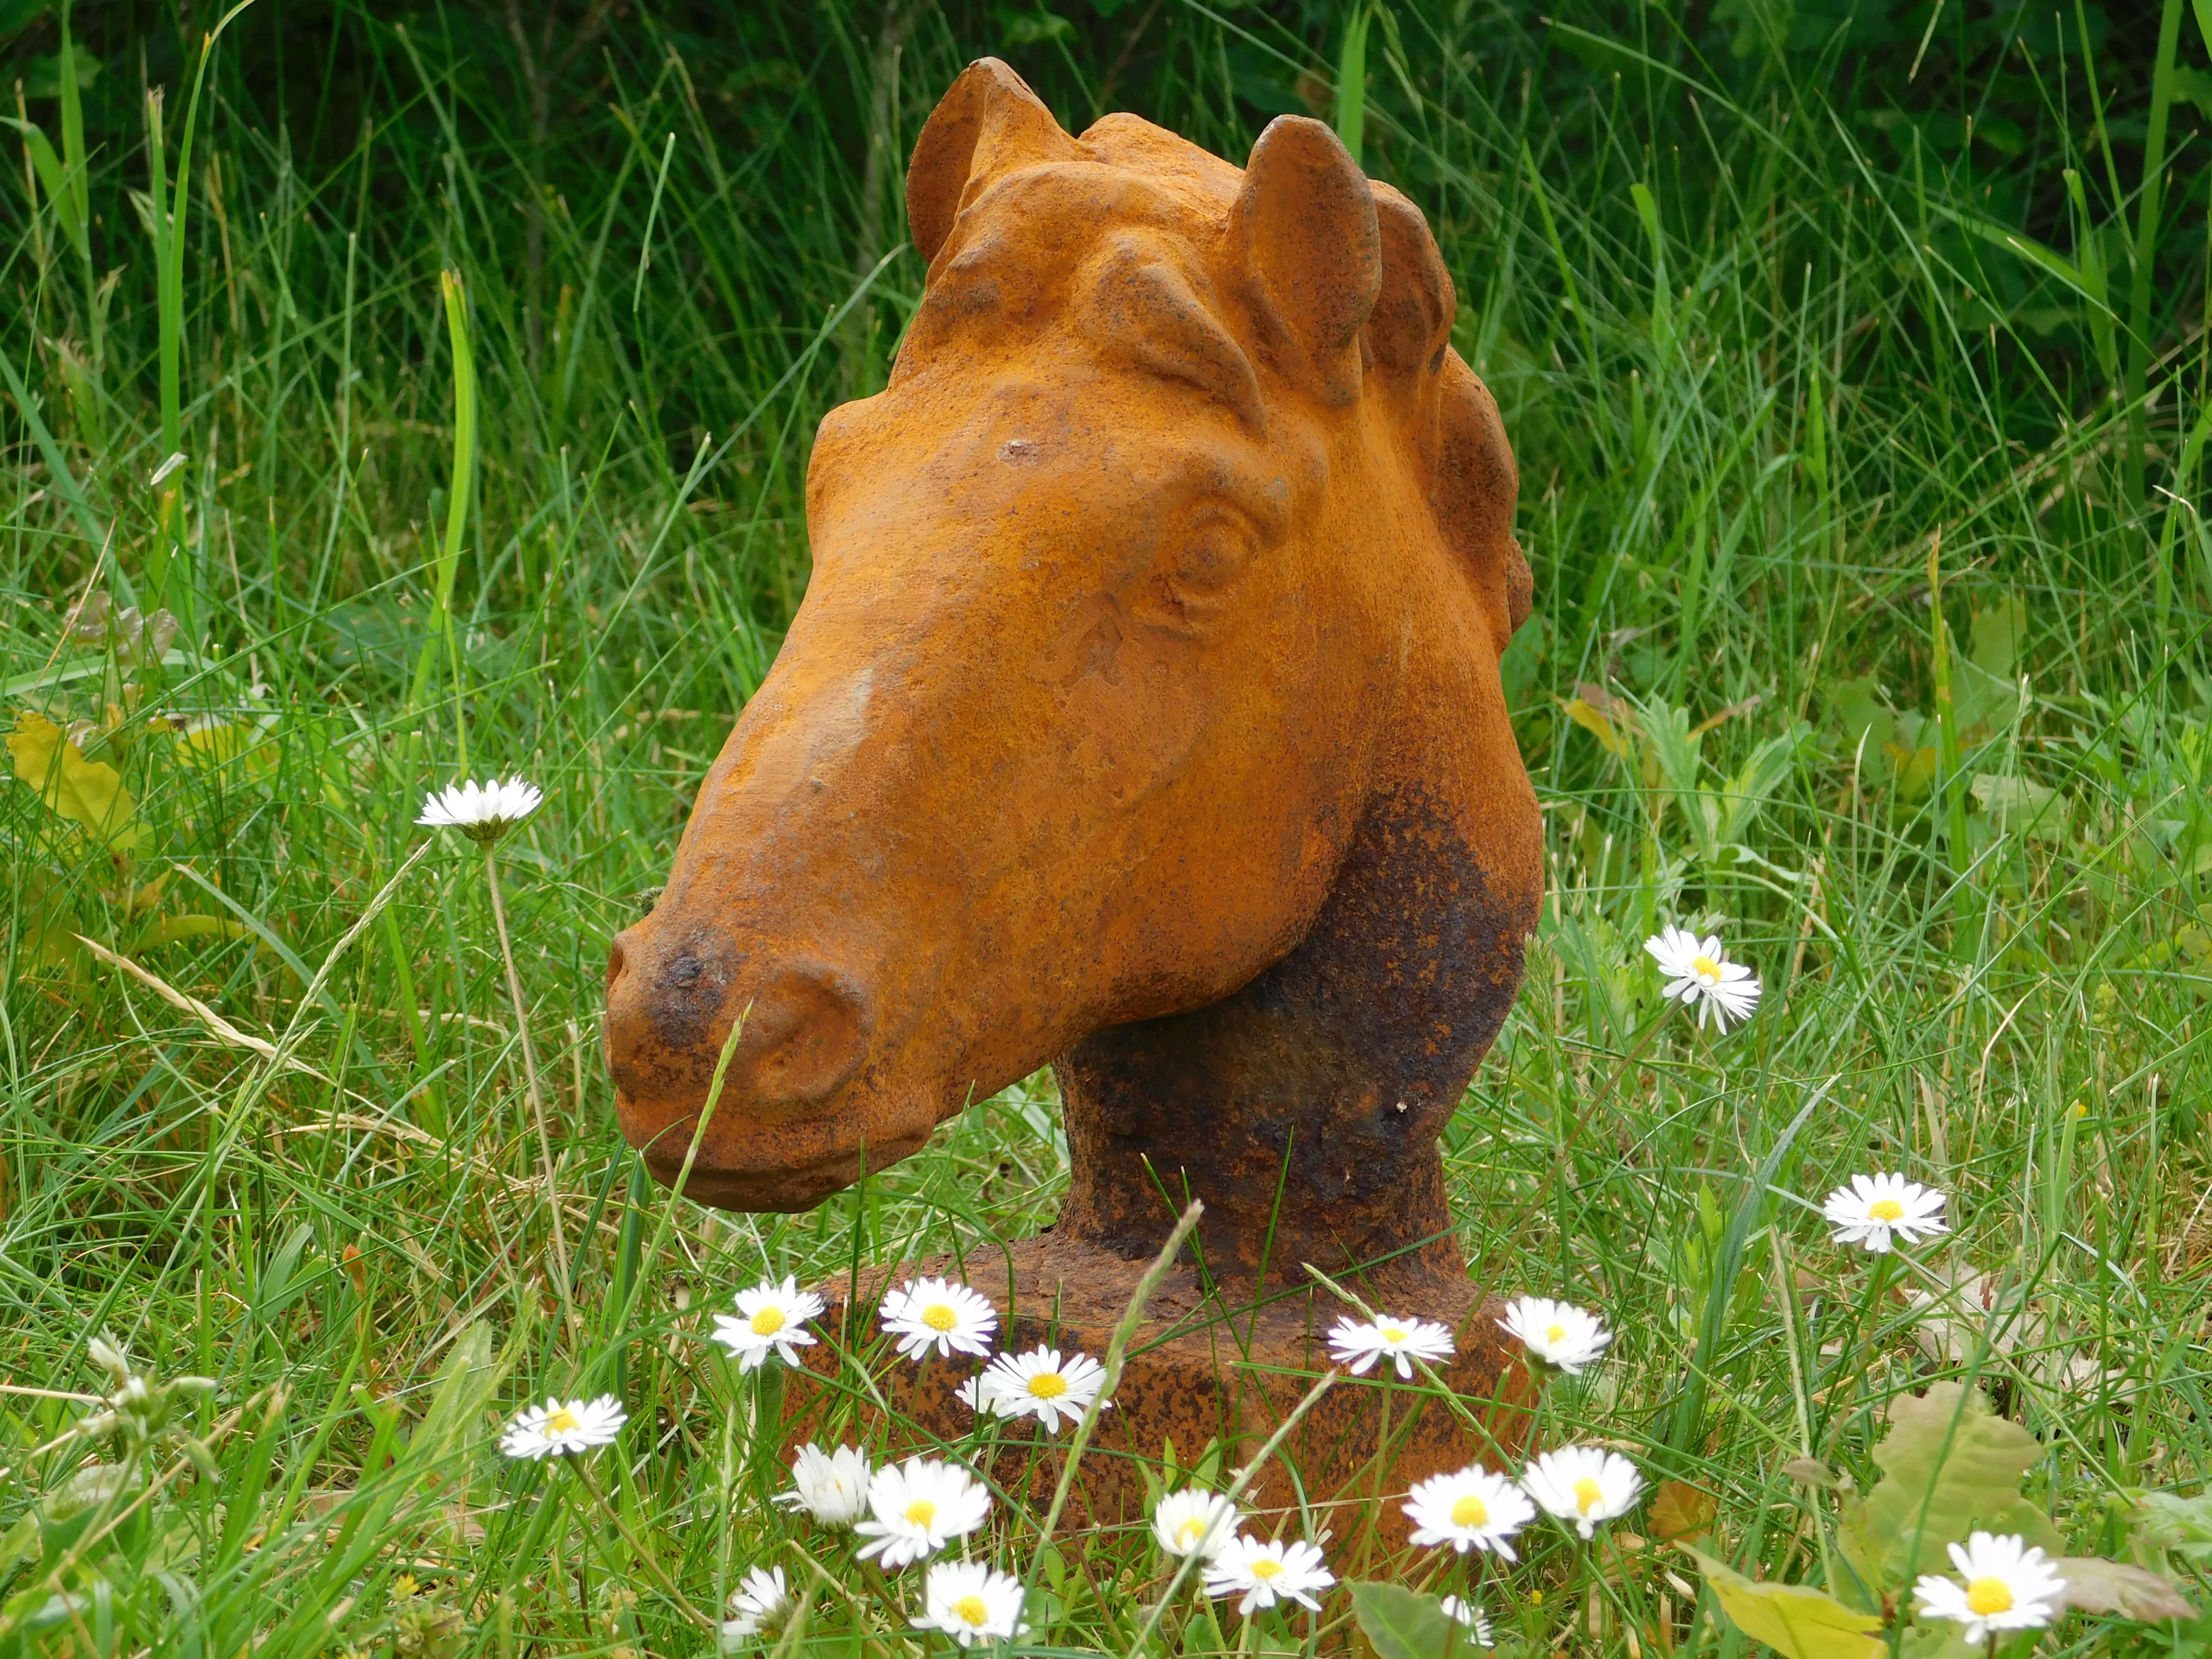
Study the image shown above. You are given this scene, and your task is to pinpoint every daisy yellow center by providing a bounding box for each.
[1450,1494,1491,1528]
[1573,1476,1604,1514]
[1177,1519,1206,1548]
[1251,1558,1284,1581]
[750,1306,786,1336]
[951,1595,991,1627]
[1027,1371,1068,1398]
[545,1407,581,1434]
[1965,1577,2014,1617]
[1691,955,1723,983]
[1546,1323,1567,1343]
[904,1500,938,1528]
[1383,1327,1407,1344]
[1868,1199,1905,1222]
[922,1303,958,1332]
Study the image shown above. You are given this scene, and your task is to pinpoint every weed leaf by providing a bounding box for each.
[1838,1383,2062,1594]
[1688,1546,1885,1659]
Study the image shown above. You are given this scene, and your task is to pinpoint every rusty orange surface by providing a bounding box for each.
[606,55,1542,1401]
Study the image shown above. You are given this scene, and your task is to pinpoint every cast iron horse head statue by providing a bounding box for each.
[604,59,1541,1297]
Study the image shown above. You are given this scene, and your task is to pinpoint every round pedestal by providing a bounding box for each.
[788,1230,1535,1552]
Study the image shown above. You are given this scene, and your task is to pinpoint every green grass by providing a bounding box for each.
[5,0,2212,1652]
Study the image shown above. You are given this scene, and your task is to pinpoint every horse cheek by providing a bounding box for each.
[1054,649,1201,808]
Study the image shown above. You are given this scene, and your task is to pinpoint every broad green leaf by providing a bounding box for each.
[1950,658,2021,738]
[6,709,139,850]
[1349,1581,1474,1659]
[1971,775,2067,841]
[1688,1548,1884,1659]
[1714,721,1810,844]
[2138,1491,2212,1563]
[1828,675,1896,766]
[1969,597,2028,679]
[1838,1383,2063,1595]
[2053,1557,2196,1621]
[1885,743,1940,800]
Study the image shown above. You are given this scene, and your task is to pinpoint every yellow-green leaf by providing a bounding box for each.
[1564,697,1631,757]
[1688,1548,1885,1659]
[1838,1383,2063,1595]
[6,709,139,851]
[146,914,252,945]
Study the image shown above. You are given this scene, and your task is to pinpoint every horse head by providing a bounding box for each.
[604,60,1540,1290]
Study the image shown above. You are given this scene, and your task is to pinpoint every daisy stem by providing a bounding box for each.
[1122,1366,1341,1659]
[482,841,573,1323]
[1841,1250,1899,1412]
[570,1458,716,1629]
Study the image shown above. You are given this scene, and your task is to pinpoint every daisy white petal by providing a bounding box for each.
[771,1443,871,1527]
[721,1566,792,1644]
[1153,1489,1241,1561]
[417,775,544,845]
[1202,1535,1335,1618]
[975,1346,1108,1433]
[498,1394,625,1460]
[913,1560,1026,1646]
[1643,927,1761,1032]
[852,1456,991,1569]
[1912,1531,2066,1644]
[1403,1464,1535,1558]
[1521,1446,1641,1539]
[1497,1297,1612,1375]
[709,1274,825,1371]
[878,1277,998,1361]
[1325,1314,1455,1380]
[1439,1598,1494,1646]
[1821,1172,1950,1254]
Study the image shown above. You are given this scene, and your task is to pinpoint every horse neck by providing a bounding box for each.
[1052,762,1531,1304]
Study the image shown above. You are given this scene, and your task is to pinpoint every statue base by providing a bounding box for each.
[790,1231,1535,1551]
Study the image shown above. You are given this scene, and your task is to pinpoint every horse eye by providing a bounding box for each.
[1167,508,1256,590]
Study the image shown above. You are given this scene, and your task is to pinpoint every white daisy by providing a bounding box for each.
[853,1456,992,1568]
[1913,1532,2066,1644]
[709,1275,825,1371]
[417,775,544,845]
[771,1443,871,1527]
[1497,1297,1612,1375]
[1440,1597,1495,1646]
[878,1277,998,1361]
[720,1567,791,1644]
[1153,1489,1241,1561]
[498,1394,626,1460]
[1325,1313,1455,1379]
[913,1560,1026,1646]
[1521,1446,1642,1539]
[974,1346,1108,1433]
[1822,1173,1949,1253]
[1403,1464,1536,1557]
[1644,926,1762,1031]
[1202,1535,1335,1617]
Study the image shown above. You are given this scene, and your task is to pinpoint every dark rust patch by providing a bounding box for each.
[1055,779,1535,1296]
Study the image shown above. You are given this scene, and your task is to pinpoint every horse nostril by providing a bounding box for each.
[735,967,871,1109]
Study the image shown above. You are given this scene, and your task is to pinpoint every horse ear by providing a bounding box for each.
[1365,182,1455,378]
[1434,350,1532,644]
[1225,116,1380,406]
[907,59,1077,267]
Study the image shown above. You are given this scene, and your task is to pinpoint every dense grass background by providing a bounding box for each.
[7,0,2212,1651]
